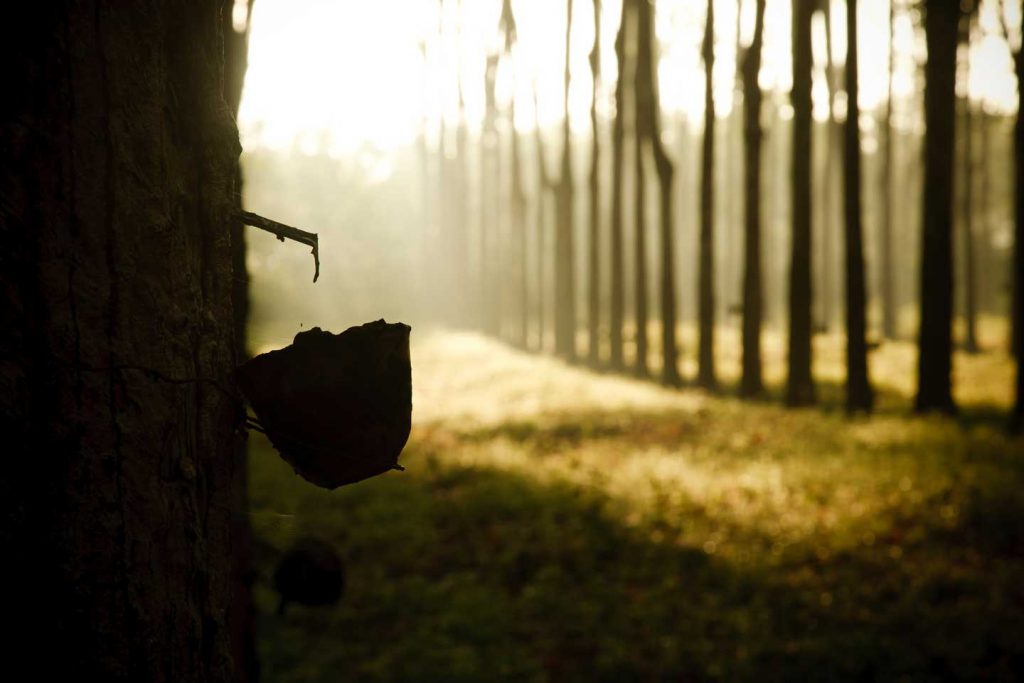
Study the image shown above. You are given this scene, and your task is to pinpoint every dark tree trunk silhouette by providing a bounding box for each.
[880,0,897,339]
[1012,7,1024,432]
[916,0,959,414]
[555,0,577,360]
[843,0,873,413]
[221,1,258,679]
[633,96,650,379]
[587,0,602,366]
[2,3,241,678]
[634,0,680,386]
[787,0,816,406]
[609,0,628,370]
[741,0,767,399]
[698,0,717,389]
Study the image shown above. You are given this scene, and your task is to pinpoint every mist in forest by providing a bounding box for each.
[240,0,1017,360]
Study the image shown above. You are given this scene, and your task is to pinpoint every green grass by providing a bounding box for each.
[249,330,1024,681]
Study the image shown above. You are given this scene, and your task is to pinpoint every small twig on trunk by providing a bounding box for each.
[237,210,320,282]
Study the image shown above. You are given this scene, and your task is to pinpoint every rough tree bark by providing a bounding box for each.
[587,0,602,366]
[634,0,680,386]
[843,0,873,412]
[555,0,577,361]
[916,0,959,414]
[609,0,628,371]
[2,2,241,679]
[698,0,717,389]
[741,0,767,398]
[788,0,816,406]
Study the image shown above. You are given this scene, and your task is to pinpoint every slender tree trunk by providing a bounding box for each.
[916,0,959,413]
[788,0,816,406]
[631,0,646,376]
[959,13,979,353]
[588,0,603,366]
[881,0,897,339]
[555,0,577,360]
[820,2,841,333]
[844,0,873,412]
[634,0,680,386]
[1012,12,1024,432]
[512,101,528,349]
[609,0,628,370]
[534,94,554,353]
[2,3,240,678]
[634,112,650,379]
[501,0,527,349]
[698,0,717,389]
[482,54,500,336]
[222,2,258,679]
[741,0,767,398]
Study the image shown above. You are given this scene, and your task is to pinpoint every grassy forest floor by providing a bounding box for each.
[249,325,1024,681]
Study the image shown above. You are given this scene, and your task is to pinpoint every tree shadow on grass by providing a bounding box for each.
[249,429,1024,682]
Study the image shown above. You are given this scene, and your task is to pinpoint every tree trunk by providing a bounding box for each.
[534,92,555,354]
[820,1,842,333]
[844,0,873,412]
[2,3,240,678]
[788,0,816,406]
[482,53,500,337]
[634,0,680,386]
[501,0,527,349]
[916,0,959,414]
[741,0,767,399]
[222,1,259,679]
[698,0,717,389]
[555,0,577,361]
[1012,14,1024,432]
[958,13,979,353]
[587,0,603,366]
[634,112,650,379]
[609,0,628,370]
[880,0,896,339]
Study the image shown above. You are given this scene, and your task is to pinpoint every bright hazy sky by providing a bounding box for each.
[238,0,1021,155]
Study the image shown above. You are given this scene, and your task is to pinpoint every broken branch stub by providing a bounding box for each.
[237,210,320,282]
[236,320,411,488]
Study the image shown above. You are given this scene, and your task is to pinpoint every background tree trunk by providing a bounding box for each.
[1,3,241,678]
[608,0,628,371]
[916,0,959,414]
[698,0,717,390]
[1012,10,1024,431]
[555,0,577,361]
[587,0,602,366]
[788,0,816,406]
[634,0,680,387]
[844,0,873,412]
[880,0,897,339]
[741,0,767,399]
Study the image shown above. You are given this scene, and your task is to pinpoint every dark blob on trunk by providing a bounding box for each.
[236,320,412,488]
